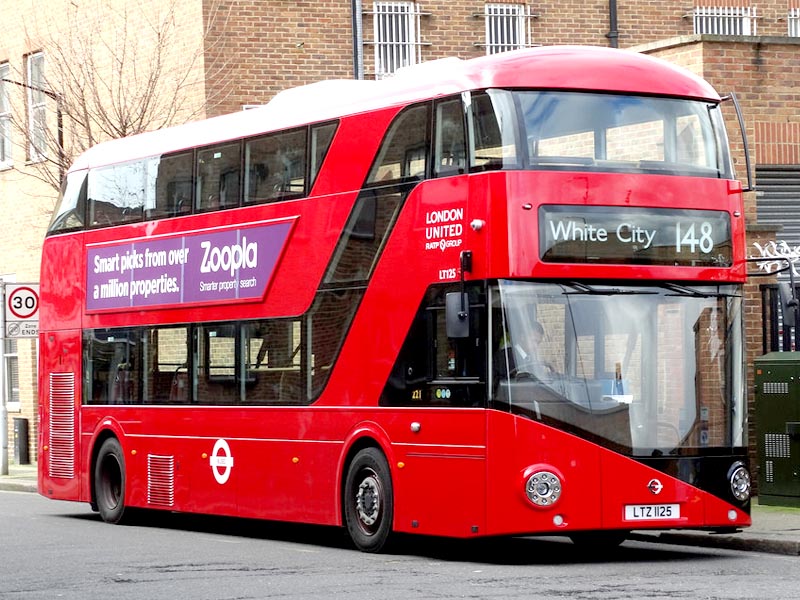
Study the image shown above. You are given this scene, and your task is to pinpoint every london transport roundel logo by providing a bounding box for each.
[647,478,663,495]
[210,439,234,484]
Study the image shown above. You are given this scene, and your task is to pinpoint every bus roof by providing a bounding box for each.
[71,45,722,172]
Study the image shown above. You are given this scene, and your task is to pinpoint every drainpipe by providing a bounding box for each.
[607,0,619,48]
[351,0,364,79]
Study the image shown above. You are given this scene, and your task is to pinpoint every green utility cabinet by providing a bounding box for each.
[754,352,800,506]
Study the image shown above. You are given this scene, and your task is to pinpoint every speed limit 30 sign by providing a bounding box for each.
[5,283,40,338]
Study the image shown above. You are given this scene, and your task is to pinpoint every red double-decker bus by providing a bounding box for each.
[38,46,752,552]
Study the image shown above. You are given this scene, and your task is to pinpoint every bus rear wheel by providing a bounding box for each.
[94,437,127,524]
[344,447,393,553]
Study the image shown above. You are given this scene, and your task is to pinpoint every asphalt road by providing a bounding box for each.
[1,490,797,600]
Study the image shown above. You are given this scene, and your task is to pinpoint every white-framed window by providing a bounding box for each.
[0,63,11,169]
[372,1,424,79]
[26,52,47,163]
[484,3,533,55]
[789,7,800,36]
[692,6,757,35]
[5,338,19,411]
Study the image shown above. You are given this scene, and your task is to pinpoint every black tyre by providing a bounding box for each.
[344,447,394,553]
[94,438,127,524]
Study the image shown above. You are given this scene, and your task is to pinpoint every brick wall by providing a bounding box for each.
[202,0,355,115]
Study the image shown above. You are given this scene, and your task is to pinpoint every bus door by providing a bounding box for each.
[381,286,488,537]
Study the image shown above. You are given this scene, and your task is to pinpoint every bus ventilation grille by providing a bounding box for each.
[147,454,175,507]
[48,372,75,479]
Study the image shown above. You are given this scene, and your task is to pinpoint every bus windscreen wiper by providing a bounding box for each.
[564,282,657,296]
[663,283,739,298]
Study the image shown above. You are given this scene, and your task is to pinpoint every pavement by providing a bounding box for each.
[3,462,800,555]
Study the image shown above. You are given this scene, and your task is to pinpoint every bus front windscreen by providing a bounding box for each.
[492,281,745,456]
[471,89,733,178]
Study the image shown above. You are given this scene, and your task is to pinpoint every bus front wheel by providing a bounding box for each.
[344,447,394,553]
[94,437,127,524]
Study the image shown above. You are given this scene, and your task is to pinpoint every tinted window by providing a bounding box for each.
[48,169,87,234]
[518,91,730,177]
[84,328,143,405]
[149,151,193,220]
[88,161,149,226]
[324,186,405,284]
[381,284,486,407]
[244,128,306,204]
[309,122,337,190]
[150,326,189,404]
[367,104,429,184]
[243,319,302,405]
[196,142,240,212]
[434,97,466,177]
[469,90,519,171]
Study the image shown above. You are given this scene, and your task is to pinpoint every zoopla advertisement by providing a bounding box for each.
[86,220,293,312]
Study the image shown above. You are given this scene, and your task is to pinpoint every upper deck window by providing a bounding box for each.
[150,151,193,220]
[88,160,149,227]
[469,90,520,171]
[245,128,306,204]
[49,169,87,233]
[49,120,339,235]
[367,103,429,184]
[510,91,732,179]
[196,142,240,212]
[434,97,467,177]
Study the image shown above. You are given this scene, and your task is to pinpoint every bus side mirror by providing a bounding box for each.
[721,93,753,193]
[446,292,470,338]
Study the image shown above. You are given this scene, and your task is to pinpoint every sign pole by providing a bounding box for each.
[1,282,7,476]
[0,282,39,476]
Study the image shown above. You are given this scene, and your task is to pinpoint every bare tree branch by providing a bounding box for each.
[7,0,234,191]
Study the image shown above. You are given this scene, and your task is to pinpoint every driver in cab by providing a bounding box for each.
[495,320,555,381]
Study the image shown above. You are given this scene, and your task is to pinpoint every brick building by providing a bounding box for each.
[1,0,798,466]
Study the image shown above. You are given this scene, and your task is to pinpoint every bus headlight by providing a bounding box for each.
[728,462,751,502]
[525,470,562,507]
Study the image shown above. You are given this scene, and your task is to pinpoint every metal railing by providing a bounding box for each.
[693,6,757,36]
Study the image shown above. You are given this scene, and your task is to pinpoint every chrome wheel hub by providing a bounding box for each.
[356,473,381,528]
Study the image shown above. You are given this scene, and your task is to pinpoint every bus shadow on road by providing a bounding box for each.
[65,509,717,565]
[388,534,718,565]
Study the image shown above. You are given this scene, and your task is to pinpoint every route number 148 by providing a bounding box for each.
[675,221,714,254]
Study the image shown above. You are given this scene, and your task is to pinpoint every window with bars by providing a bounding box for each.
[372,1,424,79]
[5,338,19,408]
[692,6,757,35]
[26,52,47,162]
[484,3,533,55]
[0,63,10,168]
[790,8,800,36]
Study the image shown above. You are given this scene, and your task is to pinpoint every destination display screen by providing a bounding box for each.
[539,205,732,267]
